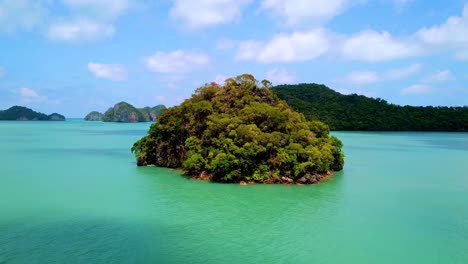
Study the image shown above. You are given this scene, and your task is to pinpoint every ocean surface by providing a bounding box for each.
[0,120,467,263]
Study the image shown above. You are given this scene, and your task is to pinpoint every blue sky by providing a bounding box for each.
[1,0,468,117]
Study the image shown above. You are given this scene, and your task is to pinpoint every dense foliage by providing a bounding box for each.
[84,111,104,121]
[273,84,468,131]
[101,102,166,122]
[132,75,344,184]
[0,106,65,121]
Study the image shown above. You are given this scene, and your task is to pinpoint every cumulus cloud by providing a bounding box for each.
[416,3,468,59]
[20,87,39,98]
[260,0,355,27]
[236,29,330,63]
[341,30,421,62]
[170,0,252,29]
[265,68,296,84]
[0,0,49,32]
[430,70,455,82]
[402,84,431,95]
[19,87,48,103]
[337,64,422,84]
[236,28,423,63]
[145,50,211,74]
[417,4,468,46]
[47,19,115,42]
[88,62,128,81]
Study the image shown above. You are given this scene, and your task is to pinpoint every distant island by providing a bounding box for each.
[132,74,344,184]
[85,102,166,122]
[84,111,104,121]
[0,106,65,121]
[273,84,468,131]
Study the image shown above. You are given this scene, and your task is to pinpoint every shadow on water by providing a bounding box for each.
[0,218,164,264]
[12,148,133,159]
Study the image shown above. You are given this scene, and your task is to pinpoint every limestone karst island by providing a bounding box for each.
[132,74,344,184]
[85,102,166,122]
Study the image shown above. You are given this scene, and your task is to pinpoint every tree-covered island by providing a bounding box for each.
[132,74,344,184]
[0,106,65,121]
[85,102,166,122]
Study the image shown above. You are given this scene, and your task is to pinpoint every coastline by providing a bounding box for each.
[188,170,334,186]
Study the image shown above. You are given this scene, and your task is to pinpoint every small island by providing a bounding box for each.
[84,111,104,121]
[132,74,344,184]
[85,102,166,122]
[0,106,65,121]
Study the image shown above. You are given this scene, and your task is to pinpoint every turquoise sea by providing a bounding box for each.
[0,120,467,263]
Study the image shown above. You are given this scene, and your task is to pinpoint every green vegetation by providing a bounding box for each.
[84,111,104,121]
[0,106,65,121]
[100,102,166,122]
[273,84,468,131]
[132,75,344,184]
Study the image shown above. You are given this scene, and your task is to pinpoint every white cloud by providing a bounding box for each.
[20,87,39,98]
[47,19,115,42]
[337,63,421,85]
[417,4,468,46]
[260,0,355,27]
[170,0,252,29]
[88,62,128,81]
[62,0,130,19]
[145,50,211,74]
[341,30,421,61]
[266,68,296,84]
[19,87,49,103]
[236,29,330,63]
[0,0,49,32]
[430,70,455,82]
[339,71,380,84]
[416,4,468,60]
[385,63,421,80]
[402,84,431,95]
[237,28,424,63]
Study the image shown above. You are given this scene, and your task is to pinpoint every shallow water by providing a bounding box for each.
[0,120,467,263]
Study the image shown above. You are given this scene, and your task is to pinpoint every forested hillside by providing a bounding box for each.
[272,84,468,131]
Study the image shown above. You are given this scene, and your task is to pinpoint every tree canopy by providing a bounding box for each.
[132,74,344,184]
[101,102,166,122]
[273,83,468,131]
[0,106,65,121]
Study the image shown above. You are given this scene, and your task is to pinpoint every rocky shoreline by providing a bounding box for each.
[189,170,334,185]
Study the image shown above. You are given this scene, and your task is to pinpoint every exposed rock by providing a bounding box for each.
[297,176,308,184]
[93,102,166,123]
[102,102,147,123]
